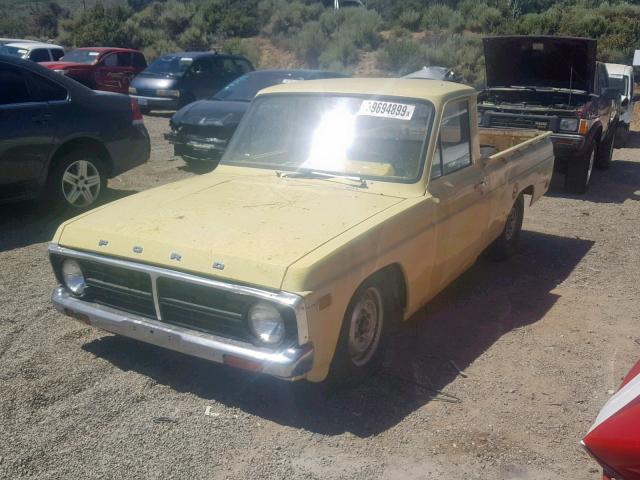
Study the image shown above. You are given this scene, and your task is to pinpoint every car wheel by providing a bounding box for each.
[489,194,524,261]
[596,127,615,170]
[614,123,629,149]
[47,151,107,210]
[566,143,595,194]
[326,277,397,387]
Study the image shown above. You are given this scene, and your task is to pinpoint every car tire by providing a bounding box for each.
[614,123,629,148]
[596,127,615,170]
[46,150,107,210]
[565,142,595,194]
[488,194,524,261]
[325,276,398,388]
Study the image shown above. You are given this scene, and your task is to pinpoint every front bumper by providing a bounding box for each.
[164,131,226,162]
[131,94,180,110]
[52,286,314,379]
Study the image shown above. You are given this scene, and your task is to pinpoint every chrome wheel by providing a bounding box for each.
[61,160,101,208]
[348,286,384,367]
[586,148,595,185]
[504,203,519,242]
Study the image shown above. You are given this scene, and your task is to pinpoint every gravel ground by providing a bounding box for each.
[1,110,639,479]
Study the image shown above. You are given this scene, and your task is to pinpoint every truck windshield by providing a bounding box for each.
[144,55,193,76]
[222,94,433,182]
[61,50,101,64]
[608,75,629,96]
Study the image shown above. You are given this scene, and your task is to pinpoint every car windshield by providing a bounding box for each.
[144,55,194,76]
[213,72,305,102]
[222,94,433,182]
[0,46,28,58]
[61,49,101,64]
[609,75,629,96]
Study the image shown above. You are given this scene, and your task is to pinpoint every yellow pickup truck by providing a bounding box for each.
[49,79,554,385]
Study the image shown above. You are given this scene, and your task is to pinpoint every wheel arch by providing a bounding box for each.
[48,137,113,178]
[366,262,408,316]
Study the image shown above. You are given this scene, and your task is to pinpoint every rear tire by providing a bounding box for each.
[565,143,595,194]
[614,123,629,148]
[325,276,398,388]
[46,150,107,210]
[488,194,524,261]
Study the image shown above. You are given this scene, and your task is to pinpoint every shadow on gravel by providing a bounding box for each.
[144,112,173,119]
[0,188,138,252]
[83,229,593,438]
[546,130,640,204]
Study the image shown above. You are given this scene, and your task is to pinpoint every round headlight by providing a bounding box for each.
[248,302,284,345]
[62,259,86,296]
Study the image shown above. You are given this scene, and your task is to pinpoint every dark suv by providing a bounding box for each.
[0,55,150,209]
[129,51,253,112]
[478,36,619,194]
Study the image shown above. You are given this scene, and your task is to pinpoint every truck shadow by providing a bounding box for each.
[83,229,593,437]
[0,188,138,252]
[546,130,640,203]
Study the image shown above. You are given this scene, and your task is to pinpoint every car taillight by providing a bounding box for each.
[130,98,143,123]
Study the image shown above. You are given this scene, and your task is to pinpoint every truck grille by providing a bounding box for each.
[489,115,550,130]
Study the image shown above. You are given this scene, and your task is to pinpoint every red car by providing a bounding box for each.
[583,359,640,479]
[42,47,147,94]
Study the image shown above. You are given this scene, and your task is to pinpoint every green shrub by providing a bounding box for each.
[377,36,427,75]
[398,9,422,32]
[220,37,262,67]
[319,31,360,70]
[422,5,463,32]
[293,21,328,67]
[268,0,324,36]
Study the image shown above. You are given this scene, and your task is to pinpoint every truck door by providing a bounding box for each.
[428,98,490,291]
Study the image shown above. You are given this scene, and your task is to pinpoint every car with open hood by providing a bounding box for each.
[478,36,619,194]
[49,78,553,385]
[165,69,348,167]
[129,51,253,113]
[42,47,147,94]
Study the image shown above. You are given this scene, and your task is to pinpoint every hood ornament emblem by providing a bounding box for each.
[133,246,143,254]
[170,252,182,261]
[212,261,225,270]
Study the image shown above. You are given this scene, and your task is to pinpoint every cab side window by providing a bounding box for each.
[0,63,30,105]
[51,49,64,61]
[234,59,252,74]
[440,99,472,175]
[132,52,147,69]
[102,53,118,67]
[29,49,50,62]
[26,72,67,102]
[117,52,132,67]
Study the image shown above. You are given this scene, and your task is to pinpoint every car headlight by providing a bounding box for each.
[128,86,137,94]
[62,259,86,296]
[247,302,285,345]
[157,89,180,97]
[53,69,66,75]
[559,118,579,132]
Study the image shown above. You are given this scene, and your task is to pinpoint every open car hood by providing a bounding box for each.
[483,36,596,93]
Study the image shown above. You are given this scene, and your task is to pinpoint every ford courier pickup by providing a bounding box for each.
[49,79,554,385]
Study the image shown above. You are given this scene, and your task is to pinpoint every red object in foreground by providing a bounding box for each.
[582,359,640,480]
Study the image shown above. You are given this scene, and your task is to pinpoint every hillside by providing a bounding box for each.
[1,0,639,86]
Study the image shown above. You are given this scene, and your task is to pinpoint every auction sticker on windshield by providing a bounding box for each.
[358,100,415,120]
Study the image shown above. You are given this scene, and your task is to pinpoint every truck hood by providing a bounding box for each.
[54,169,404,290]
[172,99,249,128]
[483,36,596,93]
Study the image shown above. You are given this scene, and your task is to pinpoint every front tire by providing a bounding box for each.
[325,278,396,387]
[489,194,524,260]
[46,151,107,210]
[565,143,595,194]
[596,127,615,170]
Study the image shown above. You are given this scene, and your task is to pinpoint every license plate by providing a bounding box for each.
[137,98,147,106]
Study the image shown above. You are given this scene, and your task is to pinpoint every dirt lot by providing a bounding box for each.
[1,110,639,479]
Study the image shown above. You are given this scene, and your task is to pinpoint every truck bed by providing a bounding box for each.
[479,128,552,158]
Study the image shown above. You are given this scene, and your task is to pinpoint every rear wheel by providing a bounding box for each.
[489,194,524,260]
[46,150,107,210]
[565,143,595,194]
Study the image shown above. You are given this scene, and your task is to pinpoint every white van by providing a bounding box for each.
[0,41,64,63]
[606,63,635,146]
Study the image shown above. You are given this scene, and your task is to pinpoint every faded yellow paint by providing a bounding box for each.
[53,79,554,382]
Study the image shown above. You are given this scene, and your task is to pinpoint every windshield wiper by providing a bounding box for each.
[276,169,368,188]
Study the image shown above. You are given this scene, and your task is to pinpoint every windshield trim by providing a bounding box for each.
[220,92,435,185]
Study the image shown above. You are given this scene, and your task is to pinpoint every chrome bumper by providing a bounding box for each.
[52,286,313,379]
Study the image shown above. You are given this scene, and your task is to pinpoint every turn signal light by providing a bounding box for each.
[578,119,589,135]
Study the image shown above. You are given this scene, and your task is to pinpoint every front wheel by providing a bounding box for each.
[46,151,107,210]
[488,194,524,261]
[325,278,396,387]
[596,127,615,170]
[565,143,595,194]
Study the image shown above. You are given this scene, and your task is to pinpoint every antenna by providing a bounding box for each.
[569,65,573,106]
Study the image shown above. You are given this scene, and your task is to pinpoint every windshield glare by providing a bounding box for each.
[61,49,100,64]
[0,46,28,58]
[214,72,304,102]
[145,55,193,76]
[222,94,432,182]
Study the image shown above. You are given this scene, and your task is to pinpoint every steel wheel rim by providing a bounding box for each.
[61,160,101,207]
[587,149,595,184]
[348,286,384,367]
[504,203,519,241]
